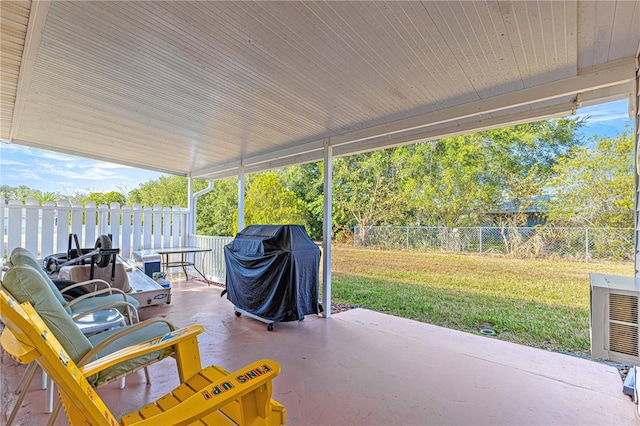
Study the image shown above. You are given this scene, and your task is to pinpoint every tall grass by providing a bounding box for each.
[330,247,633,355]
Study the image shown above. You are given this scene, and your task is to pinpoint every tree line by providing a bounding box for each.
[2,118,634,241]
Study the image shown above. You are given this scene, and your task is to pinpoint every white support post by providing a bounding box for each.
[187,177,195,245]
[635,55,640,416]
[634,52,640,276]
[238,165,245,232]
[322,139,333,318]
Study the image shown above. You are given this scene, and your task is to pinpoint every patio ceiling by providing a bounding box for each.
[1,1,639,180]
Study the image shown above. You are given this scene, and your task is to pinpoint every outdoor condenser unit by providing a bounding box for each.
[590,273,640,410]
[590,273,640,365]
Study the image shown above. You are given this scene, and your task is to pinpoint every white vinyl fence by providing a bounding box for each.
[190,235,234,283]
[2,198,188,261]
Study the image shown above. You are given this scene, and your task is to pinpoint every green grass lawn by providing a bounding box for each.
[329,246,634,356]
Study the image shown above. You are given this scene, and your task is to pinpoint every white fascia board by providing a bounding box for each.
[575,82,633,108]
[198,169,239,181]
[10,1,51,141]
[192,139,323,179]
[237,139,324,169]
[191,160,242,179]
[329,58,636,147]
[242,151,323,175]
[333,102,578,158]
[198,150,323,180]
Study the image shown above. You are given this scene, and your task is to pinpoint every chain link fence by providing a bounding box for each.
[353,226,634,261]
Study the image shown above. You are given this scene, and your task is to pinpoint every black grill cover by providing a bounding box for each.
[224,225,321,322]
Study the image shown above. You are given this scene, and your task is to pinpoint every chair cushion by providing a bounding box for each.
[2,264,93,363]
[10,248,72,315]
[87,322,172,386]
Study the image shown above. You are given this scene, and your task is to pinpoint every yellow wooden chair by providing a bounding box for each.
[2,258,142,424]
[1,288,286,425]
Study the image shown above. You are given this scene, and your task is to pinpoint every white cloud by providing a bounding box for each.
[0,158,28,166]
[576,110,629,124]
[22,171,44,181]
[95,162,133,170]
[34,161,119,181]
[0,143,25,154]
[38,151,78,162]
[576,100,632,125]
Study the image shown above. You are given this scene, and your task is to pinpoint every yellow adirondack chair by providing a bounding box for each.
[0,289,286,425]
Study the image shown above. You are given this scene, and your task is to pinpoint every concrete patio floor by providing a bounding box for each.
[2,279,638,425]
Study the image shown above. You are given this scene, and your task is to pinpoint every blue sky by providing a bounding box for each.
[1,145,166,195]
[0,99,634,196]
[574,98,634,145]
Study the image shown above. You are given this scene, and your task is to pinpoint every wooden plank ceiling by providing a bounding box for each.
[1,1,639,179]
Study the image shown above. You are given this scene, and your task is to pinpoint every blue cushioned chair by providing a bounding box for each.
[9,247,140,322]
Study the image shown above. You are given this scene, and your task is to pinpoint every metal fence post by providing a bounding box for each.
[479,227,483,254]
[585,228,589,262]
[406,226,409,250]
[354,227,357,248]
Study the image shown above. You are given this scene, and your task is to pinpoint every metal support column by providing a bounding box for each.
[634,52,640,276]
[238,165,245,232]
[634,48,640,413]
[322,139,333,318]
[187,177,194,245]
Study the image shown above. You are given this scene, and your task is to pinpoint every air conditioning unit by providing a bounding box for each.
[590,273,640,365]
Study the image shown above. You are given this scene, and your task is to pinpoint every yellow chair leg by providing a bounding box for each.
[172,335,203,382]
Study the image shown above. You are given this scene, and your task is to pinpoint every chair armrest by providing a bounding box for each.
[64,287,130,310]
[78,318,177,367]
[58,279,112,294]
[70,301,140,324]
[80,323,204,376]
[125,359,283,426]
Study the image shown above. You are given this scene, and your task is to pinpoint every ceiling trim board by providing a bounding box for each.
[9,0,50,141]
[327,58,636,147]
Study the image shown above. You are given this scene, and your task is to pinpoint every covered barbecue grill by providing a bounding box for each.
[224,225,321,330]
